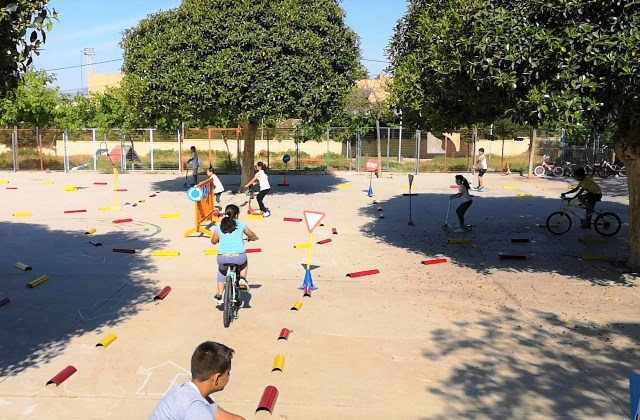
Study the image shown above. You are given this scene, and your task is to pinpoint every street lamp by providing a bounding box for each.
[82,48,95,96]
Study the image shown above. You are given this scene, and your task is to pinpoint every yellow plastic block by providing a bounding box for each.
[568,185,577,189]
[516,194,532,198]
[64,185,78,191]
[448,239,472,244]
[402,184,416,189]
[272,354,285,372]
[41,181,54,185]
[247,214,263,219]
[293,243,310,249]
[85,228,96,235]
[579,237,605,243]
[13,212,32,217]
[161,213,181,218]
[99,207,112,211]
[337,183,352,189]
[204,249,218,255]
[290,301,303,311]
[96,333,117,348]
[581,254,608,261]
[503,186,519,189]
[0,180,9,184]
[15,262,32,271]
[27,275,49,288]
[152,251,180,257]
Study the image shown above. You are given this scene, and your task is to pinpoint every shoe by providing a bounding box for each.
[453,228,466,233]
[263,211,271,217]
[214,294,224,305]
[238,277,249,290]
[477,187,485,191]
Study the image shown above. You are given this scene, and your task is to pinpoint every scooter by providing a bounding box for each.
[442,200,472,232]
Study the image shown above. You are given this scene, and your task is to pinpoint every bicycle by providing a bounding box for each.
[221,262,243,328]
[546,197,621,236]
[596,159,626,178]
[534,155,564,177]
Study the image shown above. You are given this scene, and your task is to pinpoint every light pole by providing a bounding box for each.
[82,48,95,96]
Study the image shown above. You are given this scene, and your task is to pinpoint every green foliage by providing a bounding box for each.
[0,70,58,127]
[120,0,362,129]
[0,1,57,98]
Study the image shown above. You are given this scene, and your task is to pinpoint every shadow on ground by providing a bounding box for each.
[359,192,635,285]
[421,306,637,418]
[0,221,167,379]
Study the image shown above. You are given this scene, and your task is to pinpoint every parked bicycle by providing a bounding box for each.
[596,159,626,178]
[534,155,564,177]
[546,197,621,236]
[562,161,577,177]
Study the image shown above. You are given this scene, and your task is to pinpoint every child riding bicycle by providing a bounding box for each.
[561,168,602,229]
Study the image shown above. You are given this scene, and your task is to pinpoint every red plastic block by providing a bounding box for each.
[93,182,108,185]
[116,189,127,192]
[511,238,530,243]
[113,218,133,224]
[154,286,172,300]
[47,366,77,386]
[317,238,332,245]
[303,286,312,297]
[64,209,87,214]
[422,258,448,265]
[0,297,10,307]
[450,185,458,188]
[283,217,302,222]
[277,328,291,340]
[6,187,17,190]
[331,228,338,235]
[246,248,262,253]
[149,194,156,197]
[256,385,279,414]
[112,248,136,254]
[346,269,380,278]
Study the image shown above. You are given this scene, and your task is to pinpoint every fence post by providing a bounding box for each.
[356,130,360,173]
[398,115,403,162]
[177,129,182,174]
[326,128,330,168]
[12,126,18,172]
[91,129,97,171]
[37,127,43,171]
[149,128,155,171]
[386,127,390,171]
[415,130,420,174]
[63,130,69,173]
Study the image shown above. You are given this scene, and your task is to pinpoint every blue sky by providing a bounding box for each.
[33,0,408,94]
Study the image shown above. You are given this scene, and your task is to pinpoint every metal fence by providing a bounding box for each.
[0,126,611,174]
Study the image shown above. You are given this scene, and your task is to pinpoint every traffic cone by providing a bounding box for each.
[278,173,289,187]
[298,269,317,290]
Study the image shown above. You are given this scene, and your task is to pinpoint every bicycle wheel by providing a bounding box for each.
[546,211,572,235]
[533,166,545,177]
[618,167,626,177]
[597,167,609,178]
[223,276,233,328]
[593,212,621,237]
[553,166,564,177]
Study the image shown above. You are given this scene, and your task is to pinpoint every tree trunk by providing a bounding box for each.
[241,120,258,192]
[617,139,640,271]
[527,126,537,178]
[375,117,382,177]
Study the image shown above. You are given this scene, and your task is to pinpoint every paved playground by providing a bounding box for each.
[0,169,637,419]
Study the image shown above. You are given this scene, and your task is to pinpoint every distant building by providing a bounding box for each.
[87,73,124,96]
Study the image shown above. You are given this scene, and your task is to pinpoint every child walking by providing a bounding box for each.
[244,161,271,217]
[450,174,473,232]
[207,166,225,211]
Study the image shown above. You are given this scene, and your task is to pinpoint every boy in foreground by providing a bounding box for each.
[150,341,245,420]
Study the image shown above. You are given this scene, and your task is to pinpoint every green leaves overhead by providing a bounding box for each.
[120,0,362,129]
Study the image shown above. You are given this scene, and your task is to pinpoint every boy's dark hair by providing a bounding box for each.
[207,165,214,173]
[574,168,586,178]
[220,204,240,234]
[191,341,234,381]
[455,174,471,190]
[190,146,196,152]
[479,148,484,153]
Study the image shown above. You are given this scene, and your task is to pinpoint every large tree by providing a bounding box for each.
[0,70,58,128]
[0,1,57,98]
[388,0,640,270]
[121,0,361,185]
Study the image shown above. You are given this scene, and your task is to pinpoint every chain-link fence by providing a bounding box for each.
[0,125,615,175]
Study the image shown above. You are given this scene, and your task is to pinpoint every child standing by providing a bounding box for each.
[244,161,271,217]
[450,174,473,232]
[210,204,259,304]
[186,146,201,186]
[475,147,487,191]
[207,166,225,211]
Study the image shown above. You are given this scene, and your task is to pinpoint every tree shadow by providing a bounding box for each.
[359,192,634,285]
[523,174,630,199]
[421,306,637,418]
[0,221,166,379]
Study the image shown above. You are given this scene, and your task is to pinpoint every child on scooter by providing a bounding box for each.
[450,175,473,232]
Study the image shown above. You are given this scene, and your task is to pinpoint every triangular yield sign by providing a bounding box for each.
[303,210,325,233]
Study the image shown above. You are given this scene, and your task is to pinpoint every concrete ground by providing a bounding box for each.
[0,169,637,419]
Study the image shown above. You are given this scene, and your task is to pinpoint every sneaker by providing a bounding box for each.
[238,277,249,290]
[263,211,271,217]
[453,228,466,233]
[214,294,224,305]
[476,187,485,192]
